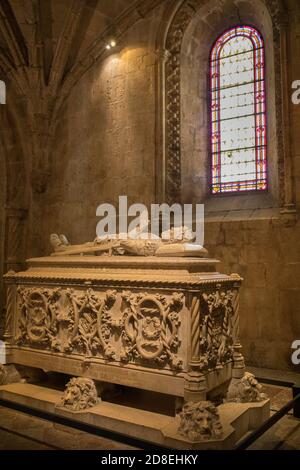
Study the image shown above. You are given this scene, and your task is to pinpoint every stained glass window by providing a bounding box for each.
[210,26,267,194]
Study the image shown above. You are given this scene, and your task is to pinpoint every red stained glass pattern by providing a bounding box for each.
[210,26,267,194]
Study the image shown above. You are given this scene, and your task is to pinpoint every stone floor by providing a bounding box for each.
[248,414,300,450]
[0,405,137,450]
[0,379,299,450]
[248,383,300,450]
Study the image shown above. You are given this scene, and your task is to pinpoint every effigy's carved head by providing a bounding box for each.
[178,401,223,442]
[60,377,99,411]
[50,234,62,248]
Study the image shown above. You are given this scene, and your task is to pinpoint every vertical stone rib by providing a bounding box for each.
[4,280,15,343]
[190,294,200,361]
[231,286,245,378]
[232,289,240,343]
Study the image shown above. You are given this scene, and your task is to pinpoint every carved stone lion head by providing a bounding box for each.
[178,401,223,442]
[60,377,100,411]
[226,372,268,403]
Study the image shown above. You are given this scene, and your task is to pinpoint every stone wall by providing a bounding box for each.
[205,216,300,370]
[35,8,161,255]
[178,0,300,370]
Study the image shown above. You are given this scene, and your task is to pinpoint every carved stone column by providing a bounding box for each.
[31,113,51,194]
[165,38,182,205]
[3,273,16,362]
[231,279,245,379]
[2,207,27,346]
[4,207,28,273]
[184,291,206,402]
[278,19,297,214]
[155,48,170,203]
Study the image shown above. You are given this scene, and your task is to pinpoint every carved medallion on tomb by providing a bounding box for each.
[64,289,117,359]
[16,287,60,348]
[120,291,183,370]
[15,287,118,360]
[199,286,235,372]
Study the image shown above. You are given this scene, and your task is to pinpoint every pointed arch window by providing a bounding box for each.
[210,26,267,194]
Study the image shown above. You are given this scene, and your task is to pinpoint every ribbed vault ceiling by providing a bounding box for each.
[0,0,162,94]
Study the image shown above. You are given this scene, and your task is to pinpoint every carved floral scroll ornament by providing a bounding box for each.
[15,287,184,371]
[63,289,117,359]
[16,287,60,349]
[120,291,184,370]
[16,287,117,360]
[199,286,235,372]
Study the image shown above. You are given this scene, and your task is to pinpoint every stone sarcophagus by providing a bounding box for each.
[3,256,244,402]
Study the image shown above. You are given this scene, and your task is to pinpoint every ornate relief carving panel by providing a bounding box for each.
[4,255,243,399]
[14,286,187,372]
[13,281,240,378]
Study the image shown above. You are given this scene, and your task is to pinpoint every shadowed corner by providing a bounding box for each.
[0,80,6,104]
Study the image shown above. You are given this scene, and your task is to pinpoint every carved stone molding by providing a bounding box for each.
[164,0,290,204]
[7,270,242,288]
[184,370,207,403]
[178,400,223,441]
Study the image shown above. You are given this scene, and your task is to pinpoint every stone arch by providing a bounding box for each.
[158,0,292,210]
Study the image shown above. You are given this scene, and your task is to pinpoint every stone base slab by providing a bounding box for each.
[0,383,270,450]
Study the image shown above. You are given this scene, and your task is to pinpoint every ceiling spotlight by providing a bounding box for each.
[105,38,117,51]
